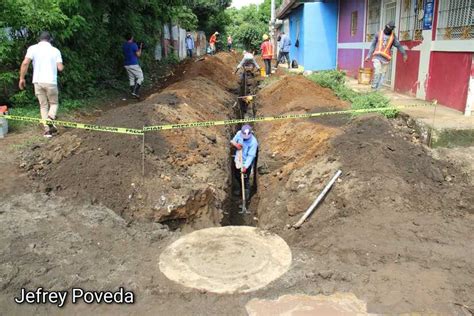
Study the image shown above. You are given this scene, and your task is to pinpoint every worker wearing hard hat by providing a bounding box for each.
[260,34,273,77]
[365,21,408,90]
[209,31,219,55]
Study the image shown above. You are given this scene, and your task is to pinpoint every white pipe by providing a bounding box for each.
[293,169,342,229]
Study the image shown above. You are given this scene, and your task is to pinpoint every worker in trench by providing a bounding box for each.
[365,21,408,90]
[235,51,260,117]
[230,124,259,209]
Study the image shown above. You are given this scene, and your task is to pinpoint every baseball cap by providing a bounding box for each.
[387,21,396,28]
[241,125,252,139]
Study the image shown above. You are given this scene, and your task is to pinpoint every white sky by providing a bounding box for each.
[231,0,264,9]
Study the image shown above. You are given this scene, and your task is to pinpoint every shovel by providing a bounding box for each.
[236,150,249,214]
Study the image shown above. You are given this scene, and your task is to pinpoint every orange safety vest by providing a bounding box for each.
[261,41,273,59]
[210,34,217,44]
[374,30,395,60]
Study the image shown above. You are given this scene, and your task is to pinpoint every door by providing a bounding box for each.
[381,0,397,86]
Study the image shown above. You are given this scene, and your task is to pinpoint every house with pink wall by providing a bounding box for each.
[336,0,473,116]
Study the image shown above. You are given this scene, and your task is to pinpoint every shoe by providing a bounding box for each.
[47,116,57,134]
[131,83,141,99]
[43,130,53,138]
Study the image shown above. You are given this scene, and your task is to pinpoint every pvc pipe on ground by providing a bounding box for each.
[293,169,342,229]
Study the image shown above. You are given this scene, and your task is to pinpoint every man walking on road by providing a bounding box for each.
[260,34,273,77]
[123,33,144,99]
[366,21,407,90]
[209,31,219,55]
[185,32,194,58]
[275,31,291,69]
[230,124,259,205]
[19,31,64,138]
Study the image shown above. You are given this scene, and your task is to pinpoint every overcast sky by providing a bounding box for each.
[231,0,264,9]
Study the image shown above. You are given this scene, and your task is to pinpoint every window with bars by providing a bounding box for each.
[366,0,381,42]
[399,0,424,41]
[437,0,474,40]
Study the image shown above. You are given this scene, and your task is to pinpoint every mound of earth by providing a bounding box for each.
[20,53,240,227]
[252,76,473,313]
[257,75,348,115]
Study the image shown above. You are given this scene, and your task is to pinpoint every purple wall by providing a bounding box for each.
[337,49,363,77]
[338,0,366,43]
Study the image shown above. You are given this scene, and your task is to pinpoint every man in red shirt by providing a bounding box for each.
[209,31,219,55]
[260,34,273,77]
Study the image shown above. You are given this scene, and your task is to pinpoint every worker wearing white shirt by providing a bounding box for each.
[19,31,64,138]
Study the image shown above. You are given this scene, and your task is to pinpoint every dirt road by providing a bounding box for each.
[1,52,473,315]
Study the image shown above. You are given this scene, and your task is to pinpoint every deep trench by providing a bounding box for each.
[221,69,261,227]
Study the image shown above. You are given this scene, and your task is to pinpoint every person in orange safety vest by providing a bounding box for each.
[365,21,408,90]
[260,34,273,77]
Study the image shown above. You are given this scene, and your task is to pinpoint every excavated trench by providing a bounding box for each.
[20,53,262,231]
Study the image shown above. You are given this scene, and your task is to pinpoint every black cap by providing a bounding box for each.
[387,21,396,28]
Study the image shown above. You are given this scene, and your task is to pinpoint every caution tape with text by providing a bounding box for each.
[1,106,420,135]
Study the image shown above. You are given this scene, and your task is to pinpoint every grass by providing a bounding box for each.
[307,70,398,118]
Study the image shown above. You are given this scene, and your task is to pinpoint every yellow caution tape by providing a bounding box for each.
[143,107,399,131]
[2,105,426,134]
[2,115,144,135]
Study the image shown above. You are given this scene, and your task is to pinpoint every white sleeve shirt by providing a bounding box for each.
[25,41,63,85]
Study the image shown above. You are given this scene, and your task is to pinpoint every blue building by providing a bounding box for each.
[277,0,339,71]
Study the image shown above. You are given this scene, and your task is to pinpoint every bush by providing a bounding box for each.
[0,0,230,116]
[308,70,397,118]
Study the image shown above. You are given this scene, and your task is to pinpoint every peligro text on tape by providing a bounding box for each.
[3,106,409,134]
[3,115,143,135]
[143,107,398,131]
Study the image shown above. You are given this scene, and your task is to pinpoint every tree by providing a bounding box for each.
[224,0,283,52]
[0,0,226,107]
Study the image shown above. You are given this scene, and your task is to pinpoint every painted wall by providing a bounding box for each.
[427,52,472,112]
[289,6,304,67]
[337,49,363,77]
[394,49,420,95]
[338,0,365,43]
[303,1,338,71]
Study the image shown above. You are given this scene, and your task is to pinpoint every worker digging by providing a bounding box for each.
[230,124,259,214]
[1,1,473,315]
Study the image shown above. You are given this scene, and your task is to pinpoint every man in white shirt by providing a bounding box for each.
[19,31,64,138]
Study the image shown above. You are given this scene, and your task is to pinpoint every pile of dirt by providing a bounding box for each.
[252,76,473,312]
[20,53,239,227]
[257,75,348,115]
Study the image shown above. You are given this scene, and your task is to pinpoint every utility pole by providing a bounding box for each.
[270,0,276,57]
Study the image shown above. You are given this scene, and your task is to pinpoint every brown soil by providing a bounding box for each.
[1,54,473,315]
[254,77,474,313]
[20,52,240,226]
[257,75,348,115]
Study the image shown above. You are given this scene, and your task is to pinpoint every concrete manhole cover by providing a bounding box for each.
[159,226,292,293]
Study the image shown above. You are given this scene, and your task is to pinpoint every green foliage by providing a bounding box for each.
[308,70,397,118]
[225,0,281,52]
[0,0,228,115]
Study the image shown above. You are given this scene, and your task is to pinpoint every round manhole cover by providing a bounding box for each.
[159,226,292,293]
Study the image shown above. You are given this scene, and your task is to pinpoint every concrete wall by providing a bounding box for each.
[289,6,304,67]
[426,52,472,112]
[156,25,206,60]
[336,0,367,77]
[394,49,420,96]
[338,0,365,43]
[303,1,338,71]
[337,49,363,78]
